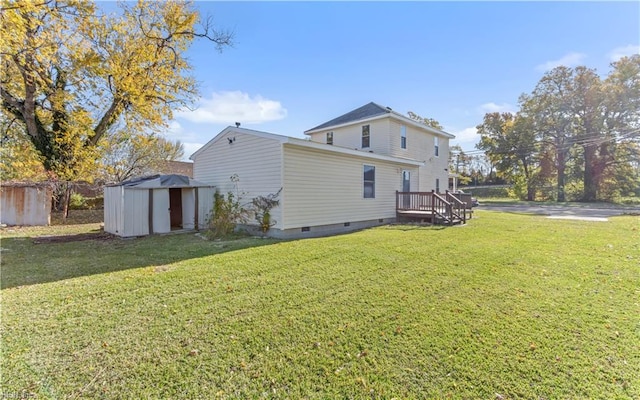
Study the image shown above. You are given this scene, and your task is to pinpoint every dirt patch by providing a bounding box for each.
[33,231,115,244]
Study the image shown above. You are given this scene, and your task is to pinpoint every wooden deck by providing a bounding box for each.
[396,191,471,225]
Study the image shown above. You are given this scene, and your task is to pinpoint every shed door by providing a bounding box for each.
[169,188,183,229]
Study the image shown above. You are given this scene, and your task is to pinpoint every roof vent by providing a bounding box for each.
[386,107,392,111]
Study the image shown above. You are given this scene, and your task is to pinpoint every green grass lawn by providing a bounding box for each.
[1,211,639,399]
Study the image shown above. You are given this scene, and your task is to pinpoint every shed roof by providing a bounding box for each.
[108,174,213,189]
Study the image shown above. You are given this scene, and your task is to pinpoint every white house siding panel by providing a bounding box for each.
[122,189,149,237]
[387,120,450,192]
[309,119,391,154]
[282,144,418,229]
[103,186,124,235]
[192,131,284,229]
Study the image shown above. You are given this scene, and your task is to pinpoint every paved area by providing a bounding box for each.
[479,202,640,221]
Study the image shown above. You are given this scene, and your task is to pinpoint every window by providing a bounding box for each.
[436,178,440,193]
[400,125,407,149]
[362,125,370,148]
[363,165,375,198]
[326,131,333,145]
[434,136,439,157]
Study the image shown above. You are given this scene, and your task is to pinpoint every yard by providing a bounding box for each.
[1,211,638,399]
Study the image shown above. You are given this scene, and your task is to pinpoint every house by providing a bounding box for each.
[103,174,215,237]
[190,102,458,238]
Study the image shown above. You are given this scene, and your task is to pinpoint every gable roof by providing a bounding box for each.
[190,126,423,167]
[306,102,391,132]
[189,126,289,160]
[304,102,455,139]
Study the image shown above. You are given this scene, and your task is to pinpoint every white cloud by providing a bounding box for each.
[608,44,640,62]
[178,91,287,124]
[183,142,205,160]
[452,127,479,144]
[478,102,516,114]
[536,52,586,72]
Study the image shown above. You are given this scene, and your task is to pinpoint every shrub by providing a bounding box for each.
[252,189,281,233]
[68,193,87,210]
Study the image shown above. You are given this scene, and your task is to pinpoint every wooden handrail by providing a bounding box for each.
[445,190,467,224]
[396,191,466,225]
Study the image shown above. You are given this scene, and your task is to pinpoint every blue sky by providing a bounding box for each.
[103,1,640,159]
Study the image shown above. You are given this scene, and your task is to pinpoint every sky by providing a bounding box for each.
[102,1,640,160]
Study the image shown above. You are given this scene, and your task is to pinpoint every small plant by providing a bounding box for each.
[252,189,282,233]
[68,192,87,210]
[206,175,250,239]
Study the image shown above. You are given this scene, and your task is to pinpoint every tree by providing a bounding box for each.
[99,133,185,183]
[520,67,576,201]
[0,113,48,181]
[1,0,232,182]
[476,112,540,200]
[407,111,444,130]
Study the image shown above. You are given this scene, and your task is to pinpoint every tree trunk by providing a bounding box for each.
[557,149,566,202]
[583,144,598,201]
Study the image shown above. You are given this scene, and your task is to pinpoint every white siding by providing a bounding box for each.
[192,131,284,229]
[308,119,391,154]
[282,144,419,229]
[388,120,450,192]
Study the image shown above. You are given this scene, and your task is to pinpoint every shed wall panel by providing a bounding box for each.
[182,188,195,230]
[103,186,124,235]
[121,189,149,237]
[0,185,52,226]
[152,189,170,234]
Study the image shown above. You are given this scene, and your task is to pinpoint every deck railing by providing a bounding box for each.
[444,191,467,224]
[396,190,460,225]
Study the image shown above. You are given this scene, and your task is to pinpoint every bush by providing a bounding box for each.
[68,193,87,210]
[206,190,249,239]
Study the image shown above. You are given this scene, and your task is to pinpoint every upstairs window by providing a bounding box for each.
[362,125,370,148]
[436,178,440,193]
[400,125,407,149]
[326,131,333,145]
[434,136,439,157]
[363,165,375,198]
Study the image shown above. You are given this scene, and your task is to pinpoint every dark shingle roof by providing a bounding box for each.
[305,102,391,132]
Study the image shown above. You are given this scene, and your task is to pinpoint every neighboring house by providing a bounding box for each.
[157,160,194,178]
[190,102,456,238]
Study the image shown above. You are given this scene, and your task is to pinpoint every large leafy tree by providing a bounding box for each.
[490,56,640,202]
[477,112,540,200]
[0,0,232,181]
[99,134,185,183]
[407,111,444,130]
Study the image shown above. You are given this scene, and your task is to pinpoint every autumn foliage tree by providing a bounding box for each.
[0,0,232,182]
[476,55,640,202]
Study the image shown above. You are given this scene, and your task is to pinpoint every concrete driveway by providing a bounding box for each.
[479,202,640,221]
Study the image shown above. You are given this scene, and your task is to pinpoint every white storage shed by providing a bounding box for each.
[0,182,53,226]
[104,175,215,237]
